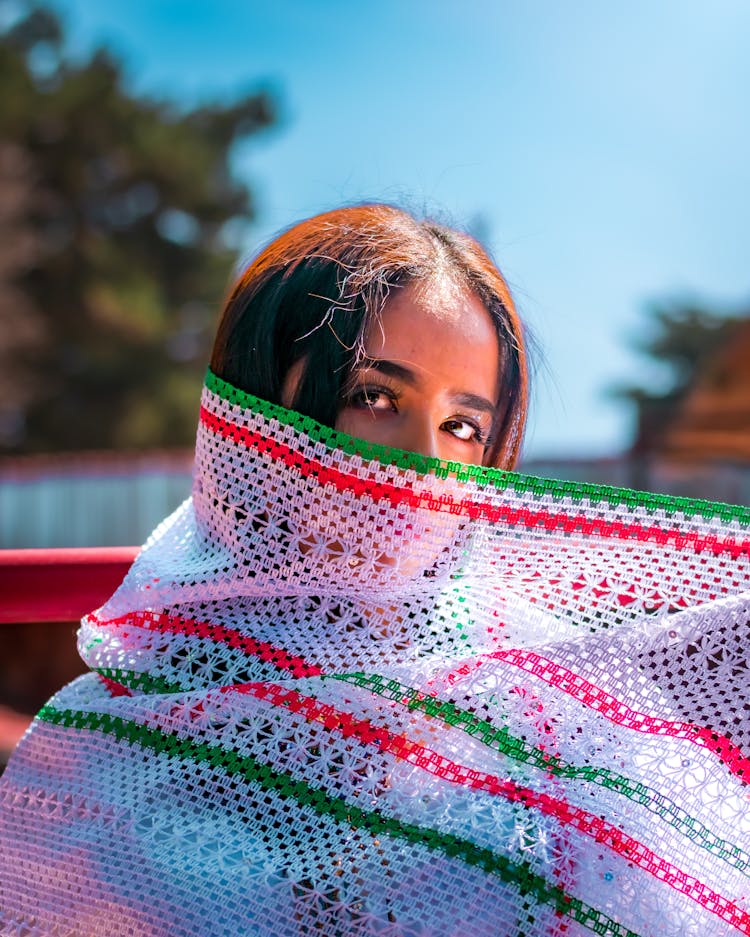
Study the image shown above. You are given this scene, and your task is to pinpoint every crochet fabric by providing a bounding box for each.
[1,371,749,937]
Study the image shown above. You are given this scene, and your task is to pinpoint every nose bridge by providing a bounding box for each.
[402,410,440,460]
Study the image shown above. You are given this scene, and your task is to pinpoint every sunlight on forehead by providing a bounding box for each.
[411,273,470,322]
[366,278,498,370]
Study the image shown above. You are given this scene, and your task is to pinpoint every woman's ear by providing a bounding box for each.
[280,358,306,409]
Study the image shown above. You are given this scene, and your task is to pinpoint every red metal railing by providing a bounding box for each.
[0,547,138,624]
[0,547,139,756]
[0,547,140,758]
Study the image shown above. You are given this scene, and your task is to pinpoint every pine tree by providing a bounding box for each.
[0,2,275,451]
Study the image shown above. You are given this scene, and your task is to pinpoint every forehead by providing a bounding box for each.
[362,281,501,396]
[405,274,472,320]
[367,280,498,349]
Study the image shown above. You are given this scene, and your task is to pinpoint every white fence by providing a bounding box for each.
[0,453,192,548]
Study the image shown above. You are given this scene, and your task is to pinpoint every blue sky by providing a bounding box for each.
[44,0,750,458]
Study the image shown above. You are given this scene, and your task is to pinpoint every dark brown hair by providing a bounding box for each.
[210,203,528,467]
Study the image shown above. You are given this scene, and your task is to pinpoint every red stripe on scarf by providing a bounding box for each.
[485,648,750,783]
[87,610,323,679]
[228,680,750,933]
[97,673,133,697]
[90,603,750,784]
[200,405,750,559]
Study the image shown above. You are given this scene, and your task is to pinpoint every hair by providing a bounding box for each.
[210,203,528,468]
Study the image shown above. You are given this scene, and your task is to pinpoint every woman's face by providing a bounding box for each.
[335,280,501,466]
[275,278,497,584]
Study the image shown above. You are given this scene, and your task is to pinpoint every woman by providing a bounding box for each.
[1,205,748,936]
[210,203,526,469]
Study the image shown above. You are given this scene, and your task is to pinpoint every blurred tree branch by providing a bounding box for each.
[0,1,276,451]
[611,303,748,456]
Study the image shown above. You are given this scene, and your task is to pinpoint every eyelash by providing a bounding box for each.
[444,418,489,447]
[344,384,491,447]
[346,383,399,411]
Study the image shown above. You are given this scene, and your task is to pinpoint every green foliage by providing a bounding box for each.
[0,1,275,452]
[626,304,743,397]
[613,303,748,410]
[612,301,748,452]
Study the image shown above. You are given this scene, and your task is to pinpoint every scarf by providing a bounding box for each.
[1,370,748,937]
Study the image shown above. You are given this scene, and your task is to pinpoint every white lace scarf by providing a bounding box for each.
[1,370,749,937]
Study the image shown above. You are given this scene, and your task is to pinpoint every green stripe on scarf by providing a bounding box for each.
[39,703,642,937]
[205,369,750,525]
[332,672,750,873]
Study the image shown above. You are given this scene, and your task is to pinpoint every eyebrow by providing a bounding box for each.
[356,357,496,416]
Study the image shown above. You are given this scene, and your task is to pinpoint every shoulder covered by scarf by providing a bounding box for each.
[2,371,749,937]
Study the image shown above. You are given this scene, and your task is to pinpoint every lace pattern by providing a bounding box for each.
[1,371,748,936]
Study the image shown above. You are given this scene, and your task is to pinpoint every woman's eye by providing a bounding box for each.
[443,419,484,443]
[348,388,396,411]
